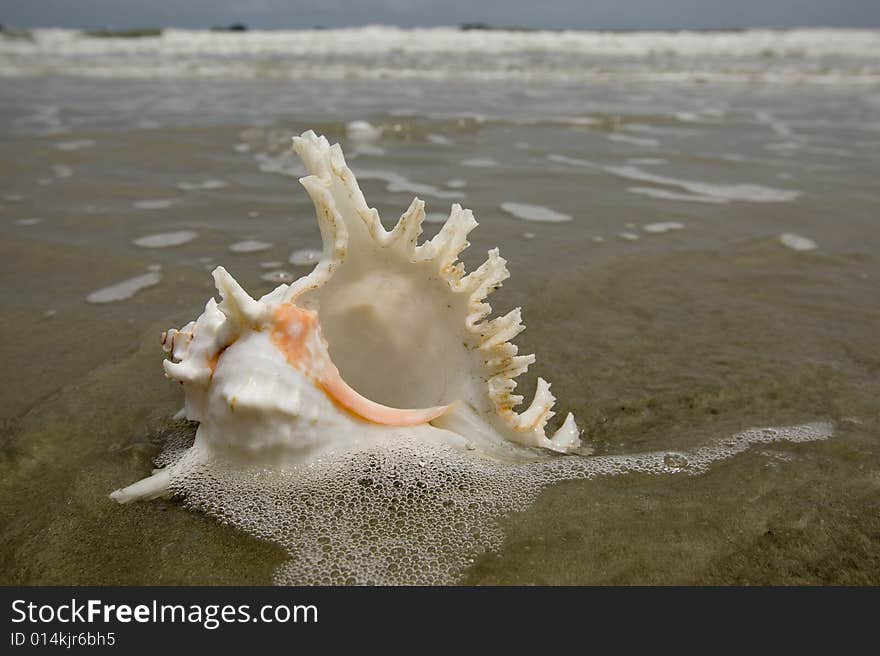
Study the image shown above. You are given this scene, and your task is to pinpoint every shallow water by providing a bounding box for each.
[2,30,880,584]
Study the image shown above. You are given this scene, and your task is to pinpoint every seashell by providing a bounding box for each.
[111,130,580,504]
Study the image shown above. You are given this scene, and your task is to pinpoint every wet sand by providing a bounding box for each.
[1,74,879,584]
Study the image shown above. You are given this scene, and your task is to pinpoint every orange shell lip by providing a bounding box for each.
[269,303,454,427]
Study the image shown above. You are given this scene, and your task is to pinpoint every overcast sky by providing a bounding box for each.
[2,0,879,30]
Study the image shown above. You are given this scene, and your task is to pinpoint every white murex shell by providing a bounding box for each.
[110,130,581,504]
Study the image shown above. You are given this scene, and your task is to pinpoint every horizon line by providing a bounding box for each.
[4,23,879,32]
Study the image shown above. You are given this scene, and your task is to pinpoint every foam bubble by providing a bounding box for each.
[260,270,295,283]
[229,240,273,253]
[627,186,728,204]
[355,169,461,200]
[779,233,818,251]
[55,139,96,151]
[14,217,42,226]
[547,153,595,167]
[500,202,572,223]
[461,158,499,168]
[157,420,832,585]
[347,120,382,142]
[642,221,685,234]
[133,199,177,209]
[618,231,641,241]
[607,133,659,147]
[607,165,800,203]
[627,158,668,166]
[424,212,448,224]
[133,231,197,248]
[427,133,453,145]
[178,179,227,191]
[254,152,306,178]
[289,248,322,266]
[445,178,467,189]
[86,272,161,303]
[52,164,73,178]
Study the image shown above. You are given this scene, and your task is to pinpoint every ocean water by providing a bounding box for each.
[1,28,879,584]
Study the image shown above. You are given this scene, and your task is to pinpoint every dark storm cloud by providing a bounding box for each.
[2,0,879,30]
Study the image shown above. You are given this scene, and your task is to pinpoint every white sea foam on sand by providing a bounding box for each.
[289,248,322,266]
[4,194,24,201]
[86,272,161,303]
[461,158,499,168]
[607,133,659,147]
[500,202,572,223]
[255,152,307,178]
[356,169,461,199]
[14,218,42,226]
[547,154,797,203]
[627,157,668,165]
[229,240,273,253]
[55,139,96,151]
[260,261,283,269]
[133,231,197,248]
[346,120,382,141]
[628,186,727,204]
[425,212,448,224]
[261,270,296,283]
[445,178,467,188]
[642,222,685,233]
[618,231,641,241]
[178,179,227,191]
[606,165,800,203]
[779,233,818,251]
[427,133,454,145]
[133,199,177,209]
[547,153,595,167]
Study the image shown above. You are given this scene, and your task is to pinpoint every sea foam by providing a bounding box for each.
[500,202,572,223]
[157,420,834,585]
[605,165,800,203]
[3,29,878,83]
[86,272,161,303]
[133,231,197,248]
[229,240,273,253]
